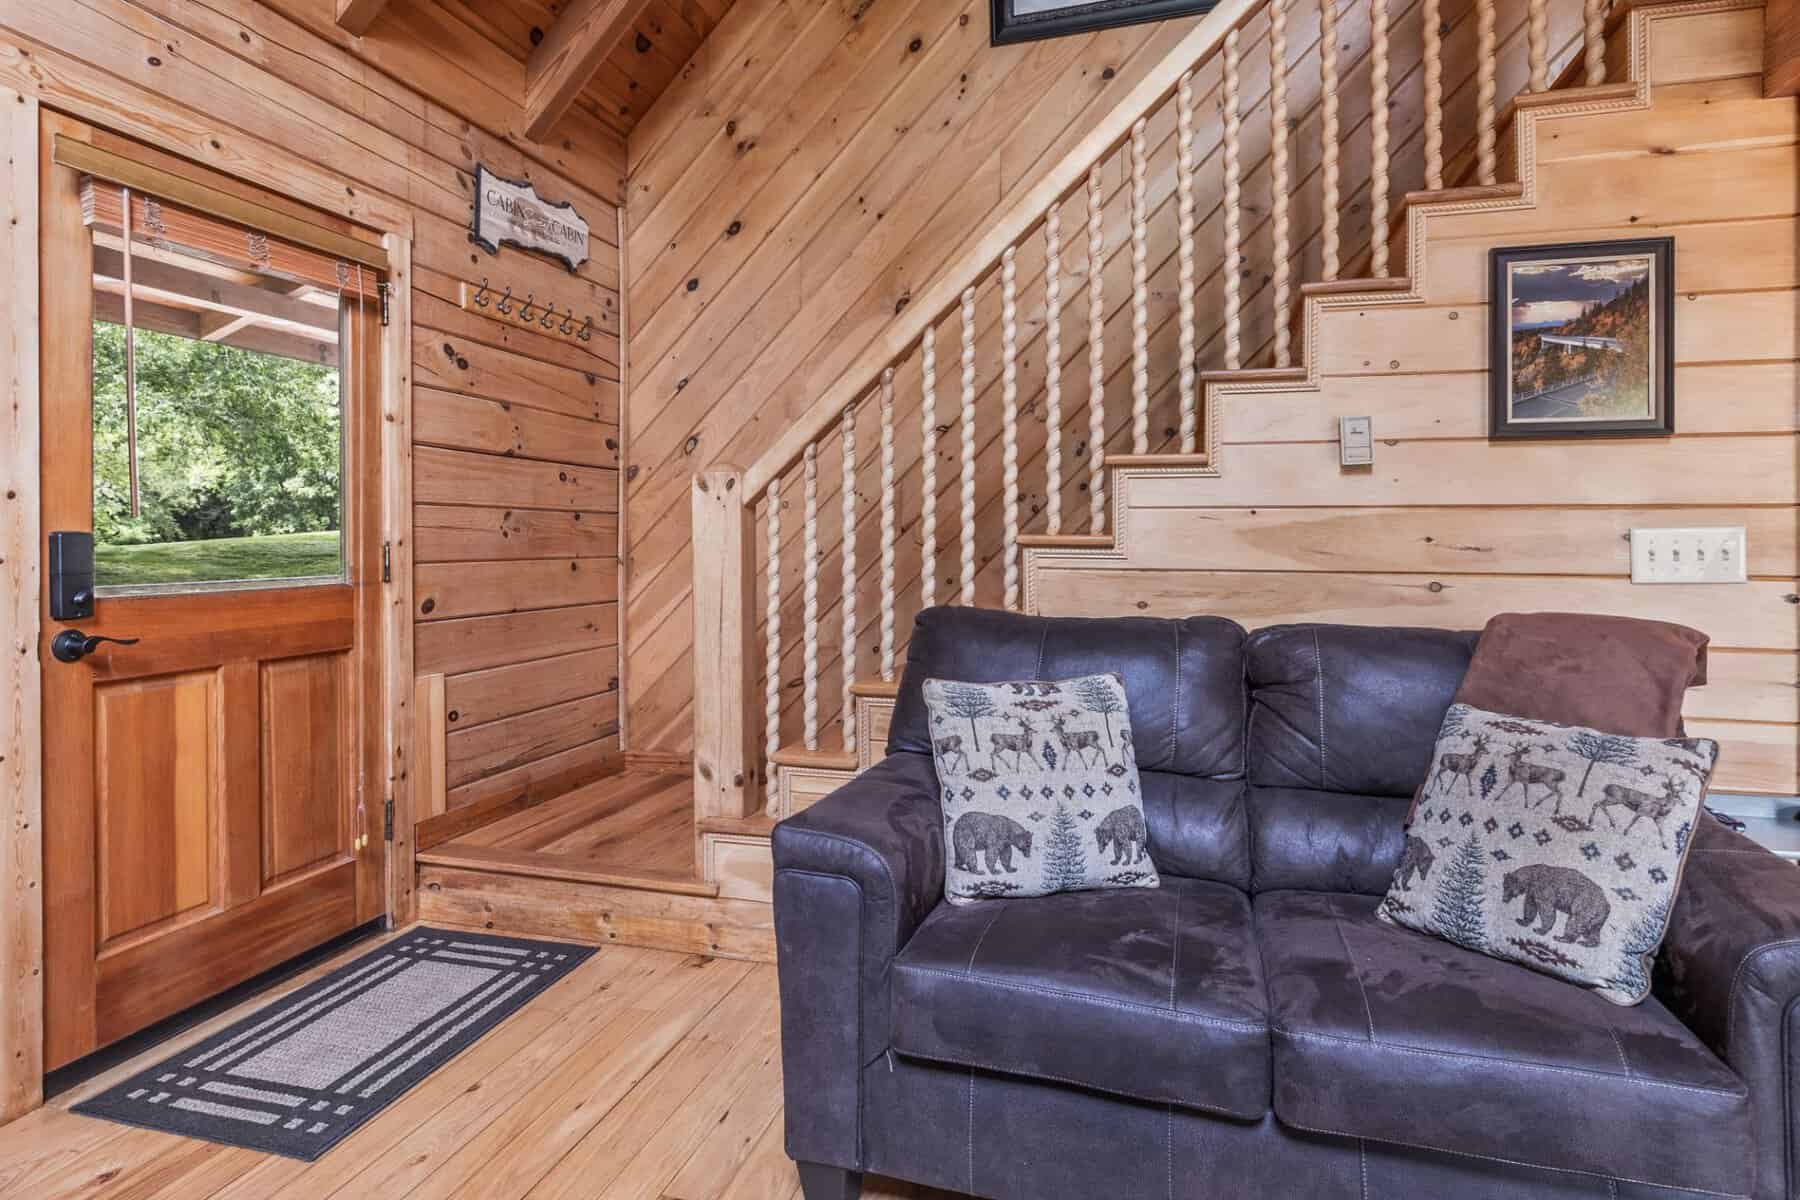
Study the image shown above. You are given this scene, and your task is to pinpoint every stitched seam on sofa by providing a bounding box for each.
[966,1067,975,1195]
[1168,888,1183,1010]
[1165,1104,1174,1200]
[1781,991,1800,1200]
[1329,895,1378,1042]
[1600,1014,1632,1077]
[1272,1109,1749,1198]
[1725,938,1800,1052]
[1311,629,1328,790]
[1032,622,1047,683]
[895,965,1267,1031]
[1358,1139,1368,1200]
[1270,1027,1746,1097]
[1236,629,1249,779]
[964,907,1006,976]
[1168,622,1183,769]
[892,1045,1266,1119]
[775,867,872,1169]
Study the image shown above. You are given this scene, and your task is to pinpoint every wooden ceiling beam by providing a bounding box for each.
[523,0,654,142]
[334,0,391,37]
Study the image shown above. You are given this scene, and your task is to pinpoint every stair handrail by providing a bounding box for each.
[739,0,1263,502]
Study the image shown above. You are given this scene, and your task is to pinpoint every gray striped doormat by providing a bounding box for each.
[73,927,596,1160]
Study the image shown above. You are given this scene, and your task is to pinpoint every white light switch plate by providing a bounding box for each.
[1338,416,1373,466]
[1629,526,1747,584]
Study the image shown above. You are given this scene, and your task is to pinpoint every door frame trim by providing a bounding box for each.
[1,86,45,1126]
[0,93,417,1122]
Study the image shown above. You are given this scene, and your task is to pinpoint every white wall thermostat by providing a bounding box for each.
[1338,416,1373,466]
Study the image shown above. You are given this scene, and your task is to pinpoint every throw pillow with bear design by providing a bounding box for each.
[1378,703,1717,1005]
[922,673,1159,905]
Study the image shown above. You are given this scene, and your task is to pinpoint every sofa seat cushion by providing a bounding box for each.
[1256,890,1752,1197]
[891,876,1268,1117]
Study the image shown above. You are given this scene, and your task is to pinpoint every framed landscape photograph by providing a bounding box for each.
[992,0,1218,44]
[1489,238,1675,439]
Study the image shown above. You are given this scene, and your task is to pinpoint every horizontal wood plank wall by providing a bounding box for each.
[0,0,627,839]
[1035,63,1800,794]
[621,0,1577,755]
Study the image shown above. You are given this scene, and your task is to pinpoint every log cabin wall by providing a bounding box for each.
[0,1,628,846]
[620,0,1582,755]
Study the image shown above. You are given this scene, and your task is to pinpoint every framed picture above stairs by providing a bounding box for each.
[991,0,1221,45]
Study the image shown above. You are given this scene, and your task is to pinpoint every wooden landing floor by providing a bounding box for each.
[1,937,958,1200]
[419,767,705,892]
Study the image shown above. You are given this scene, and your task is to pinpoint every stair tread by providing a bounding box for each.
[1301,276,1413,297]
[1509,81,1640,112]
[1199,366,1308,384]
[1018,533,1116,549]
[771,746,860,771]
[699,813,779,839]
[1401,182,1526,206]
[416,842,720,897]
[850,678,902,699]
[1102,452,1215,468]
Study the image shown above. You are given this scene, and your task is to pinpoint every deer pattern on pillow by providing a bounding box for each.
[1378,703,1718,1005]
[923,674,1159,905]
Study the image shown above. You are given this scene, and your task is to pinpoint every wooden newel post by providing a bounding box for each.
[692,467,761,820]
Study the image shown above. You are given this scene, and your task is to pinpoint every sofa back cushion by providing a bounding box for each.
[890,608,1250,887]
[1245,624,1478,893]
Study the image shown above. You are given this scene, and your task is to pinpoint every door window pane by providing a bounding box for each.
[88,186,350,590]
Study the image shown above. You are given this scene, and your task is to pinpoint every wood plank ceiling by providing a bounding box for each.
[336,0,736,140]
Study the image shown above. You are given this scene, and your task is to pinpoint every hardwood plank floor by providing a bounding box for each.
[2,939,955,1200]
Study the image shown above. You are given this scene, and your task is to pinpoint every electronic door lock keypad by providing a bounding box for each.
[48,531,96,621]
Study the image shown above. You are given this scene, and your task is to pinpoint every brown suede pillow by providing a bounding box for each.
[1454,612,1708,737]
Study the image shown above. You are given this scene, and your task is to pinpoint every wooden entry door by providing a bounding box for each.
[38,115,387,1070]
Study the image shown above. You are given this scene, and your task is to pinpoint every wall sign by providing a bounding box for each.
[471,165,590,273]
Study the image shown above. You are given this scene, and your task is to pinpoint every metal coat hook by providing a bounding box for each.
[539,304,556,330]
[518,294,538,323]
[496,286,514,315]
[473,278,491,308]
[577,316,593,342]
[559,309,576,335]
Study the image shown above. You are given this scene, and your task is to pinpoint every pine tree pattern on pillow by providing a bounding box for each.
[1378,704,1718,1005]
[923,674,1159,905]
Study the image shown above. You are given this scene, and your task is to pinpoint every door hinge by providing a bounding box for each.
[384,797,395,842]
[378,281,393,327]
[382,541,392,583]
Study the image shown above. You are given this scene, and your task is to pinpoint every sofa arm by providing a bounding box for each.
[1657,812,1800,1199]
[771,751,945,1168]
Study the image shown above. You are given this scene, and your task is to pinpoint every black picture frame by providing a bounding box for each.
[1488,237,1675,440]
[992,0,1218,45]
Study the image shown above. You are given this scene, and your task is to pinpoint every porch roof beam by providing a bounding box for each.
[92,245,339,337]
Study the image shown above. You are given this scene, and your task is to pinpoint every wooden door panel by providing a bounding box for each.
[261,653,350,885]
[94,861,357,1050]
[93,671,218,947]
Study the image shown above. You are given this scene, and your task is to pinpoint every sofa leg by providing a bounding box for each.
[796,1161,863,1200]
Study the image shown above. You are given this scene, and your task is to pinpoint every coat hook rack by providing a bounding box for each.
[459,279,603,349]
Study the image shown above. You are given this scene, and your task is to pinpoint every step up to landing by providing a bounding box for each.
[416,768,776,962]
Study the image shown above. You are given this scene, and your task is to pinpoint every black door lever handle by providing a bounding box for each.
[51,629,141,663]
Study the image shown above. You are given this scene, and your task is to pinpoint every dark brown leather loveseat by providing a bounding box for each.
[772,608,1800,1200]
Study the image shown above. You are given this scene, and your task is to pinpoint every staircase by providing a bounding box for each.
[686,0,1791,880]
